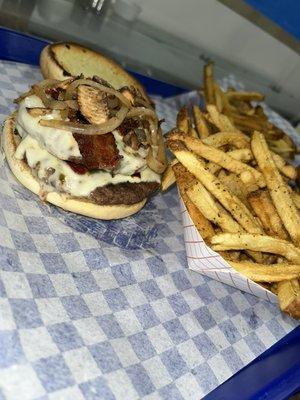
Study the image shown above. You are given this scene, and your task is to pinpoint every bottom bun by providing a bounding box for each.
[2,116,146,220]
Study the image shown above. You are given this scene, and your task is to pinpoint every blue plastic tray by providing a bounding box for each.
[0,26,299,400]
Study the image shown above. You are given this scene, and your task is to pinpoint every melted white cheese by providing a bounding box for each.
[113,131,147,175]
[16,96,151,177]
[15,135,160,197]
[16,95,81,160]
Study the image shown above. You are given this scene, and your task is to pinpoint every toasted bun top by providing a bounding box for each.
[2,115,147,220]
[40,42,149,99]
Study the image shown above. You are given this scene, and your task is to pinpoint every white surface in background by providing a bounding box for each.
[138,0,300,99]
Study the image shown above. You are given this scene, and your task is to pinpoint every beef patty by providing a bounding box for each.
[89,181,159,205]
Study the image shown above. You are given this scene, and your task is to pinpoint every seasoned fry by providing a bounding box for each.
[291,190,300,209]
[204,63,215,104]
[229,113,272,133]
[168,140,263,234]
[189,126,199,138]
[277,279,300,319]
[282,133,297,152]
[204,147,296,180]
[168,131,264,187]
[271,153,297,180]
[168,64,300,318]
[227,261,300,282]
[221,173,251,204]
[161,159,178,191]
[187,183,263,264]
[248,190,288,240]
[251,131,300,246]
[207,104,237,132]
[226,90,265,102]
[203,131,250,149]
[268,137,296,160]
[176,106,190,133]
[202,63,297,160]
[211,233,300,263]
[192,105,210,138]
[214,83,223,112]
[173,164,215,240]
[187,182,241,234]
[216,83,236,113]
[207,149,253,174]
[201,139,296,179]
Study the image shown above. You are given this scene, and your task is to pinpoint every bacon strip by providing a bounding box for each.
[72,133,120,170]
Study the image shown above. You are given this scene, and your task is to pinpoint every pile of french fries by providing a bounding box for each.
[162,91,300,318]
[203,63,298,160]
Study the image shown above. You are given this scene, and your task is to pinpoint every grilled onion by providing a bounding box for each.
[14,88,34,104]
[126,107,157,122]
[146,147,167,174]
[39,104,128,135]
[32,80,78,110]
[126,107,158,144]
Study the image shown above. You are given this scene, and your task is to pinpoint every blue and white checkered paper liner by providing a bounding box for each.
[0,60,299,400]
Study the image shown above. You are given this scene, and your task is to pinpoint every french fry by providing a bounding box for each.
[173,163,215,240]
[204,63,215,104]
[161,159,178,191]
[282,133,297,152]
[211,233,300,263]
[268,137,296,160]
[226,90,265,102]
[231,100,256,116]
[229,113,272,133]
[206,149,253,174]
[251,131,300,246]
[192,105,210,138]
[227,261,300,282]
[207,104,237,132]
[222,251,241,261]
[214,82,224,112]
[271,153,297,180]
[215,83,236,113]
[170,65,300,318]
[187,182,241,234]
[277,279,300,319]
[189,126,199,138]
[168,140,263,234]
[187,182,263,265]
[168,132,265,187]
[203,146,296,180]
[203,131,250,149]
[176,106,190,133]
[203,63,296,160]
[221,173,251,205]
[291,190,300,209]
[202,129,296,179]
[248,190,289,240]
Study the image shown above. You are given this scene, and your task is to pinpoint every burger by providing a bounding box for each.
[2,44,167,219]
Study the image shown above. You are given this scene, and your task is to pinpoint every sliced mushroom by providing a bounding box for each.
[77,85,109,125]
[26,107,52,117]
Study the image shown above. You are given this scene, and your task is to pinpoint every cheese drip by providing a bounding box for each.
[15,135,160,197]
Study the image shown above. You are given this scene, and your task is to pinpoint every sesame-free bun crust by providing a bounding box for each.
[40,43,149,100]
[2,116,146,220]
